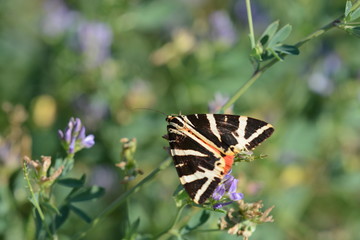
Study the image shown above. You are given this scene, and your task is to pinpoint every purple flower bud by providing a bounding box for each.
[229,192,244,201]
[58,130,64,139]
[78,126,86,140]
[68,138,76,154]
[82,134,95,148]
[211,171,244,209]
[213,201,232,209]
[68,117,75,129]
[228,178,238,193]
[64,127,72,143]
[212,185,226,200]
[58,117,95,154]
[74,118,82,133]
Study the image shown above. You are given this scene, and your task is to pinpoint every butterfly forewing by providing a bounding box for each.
[166,114,274,204]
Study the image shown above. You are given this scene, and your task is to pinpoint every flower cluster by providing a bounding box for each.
[115,138,143,182]
[218,200,274,239]
[212,171,244,209]
[23,155,63,188]
[58,117,95,155]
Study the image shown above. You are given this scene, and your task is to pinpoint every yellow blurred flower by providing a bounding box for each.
[280,165,305,188]
[32,95,57,128]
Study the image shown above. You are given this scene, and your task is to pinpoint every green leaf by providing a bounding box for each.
[125,218,141,239]
[34,209,43,239]
[268,24,292,48]
[350,7,360,21]
[28,194,39,208]
[345,0,353,17]
[173,185,191,207]
[42,201,60,215]
[250,45,264,62]
[179,210,210,235]
[55,205,70,231]
[69,186,105,202]
[269,48,283,61]
[66,174,87,198]
[259,21,279,45]
[69,204,92,223]
[273,44,300,55]
[57,177,86,188]
[347,26,360,37]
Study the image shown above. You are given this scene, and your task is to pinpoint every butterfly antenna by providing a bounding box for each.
[133,108,167,116]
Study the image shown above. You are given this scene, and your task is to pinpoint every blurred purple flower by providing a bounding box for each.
[213,201,233,209]
[212,171,244,209]
[209,11,237,46]
[89,165,119,193]
[208,93,233,114]
[58,117,95,154]
[77,22,113,67]
[308,53,341,96]
[234,0,269,27]
[42,0,78,37]
[323,53,342,77]
[72,94,109,130]
[308,72,334,96]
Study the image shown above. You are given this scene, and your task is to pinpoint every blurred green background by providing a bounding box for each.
[1,0,360,239]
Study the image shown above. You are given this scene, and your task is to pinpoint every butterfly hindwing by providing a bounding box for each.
[167,123,224,204]
[166,114,274,204]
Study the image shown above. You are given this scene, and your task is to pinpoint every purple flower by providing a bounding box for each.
[71,94,110,130]
[209,11,237,46]
[42,0,78,37]
[212,171,244,209]
[234,0,269,28]
[58,117,95,154]
[208,93,233,114]
[77,21,113,68]
[213,201,233,209]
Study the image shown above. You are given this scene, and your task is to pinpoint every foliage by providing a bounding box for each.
[1,0,360,240]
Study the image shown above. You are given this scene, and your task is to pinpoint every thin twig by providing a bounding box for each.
[246,0,256,49]
[219,16,343,112]
[75,158,173,239]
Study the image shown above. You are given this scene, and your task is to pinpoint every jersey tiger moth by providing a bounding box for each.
[166,114,274,204]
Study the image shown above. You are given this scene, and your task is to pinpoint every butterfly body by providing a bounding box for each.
[166,114,274,204]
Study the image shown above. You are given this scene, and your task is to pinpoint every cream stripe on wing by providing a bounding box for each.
[170,149,208,157]
[232,116,248,151]
[207,114,222,142]
[193,166,219,203]
[180,174,201,184]
[246,124,273,142]
[168,128,224,160]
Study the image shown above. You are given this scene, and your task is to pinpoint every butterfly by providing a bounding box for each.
[166,114,274,204]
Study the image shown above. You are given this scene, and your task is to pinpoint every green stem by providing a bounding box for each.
[75,158,173,239]
[155,203,187,239]
[220,70,262,111]
[246,0,256,48]
[351,0,360,12]
[22,162,45,220]
[294,17,342,48]
[219,16,342,112]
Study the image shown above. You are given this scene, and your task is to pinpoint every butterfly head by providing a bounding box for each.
[165,115,175,122]
[166,115,187,129]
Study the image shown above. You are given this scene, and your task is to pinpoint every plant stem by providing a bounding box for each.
[75,158,173,239]
[219,16,342,112]
[22,162,45,220]
[155,203,187,239]
[246,0,256,49]
[294,18,342,48]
